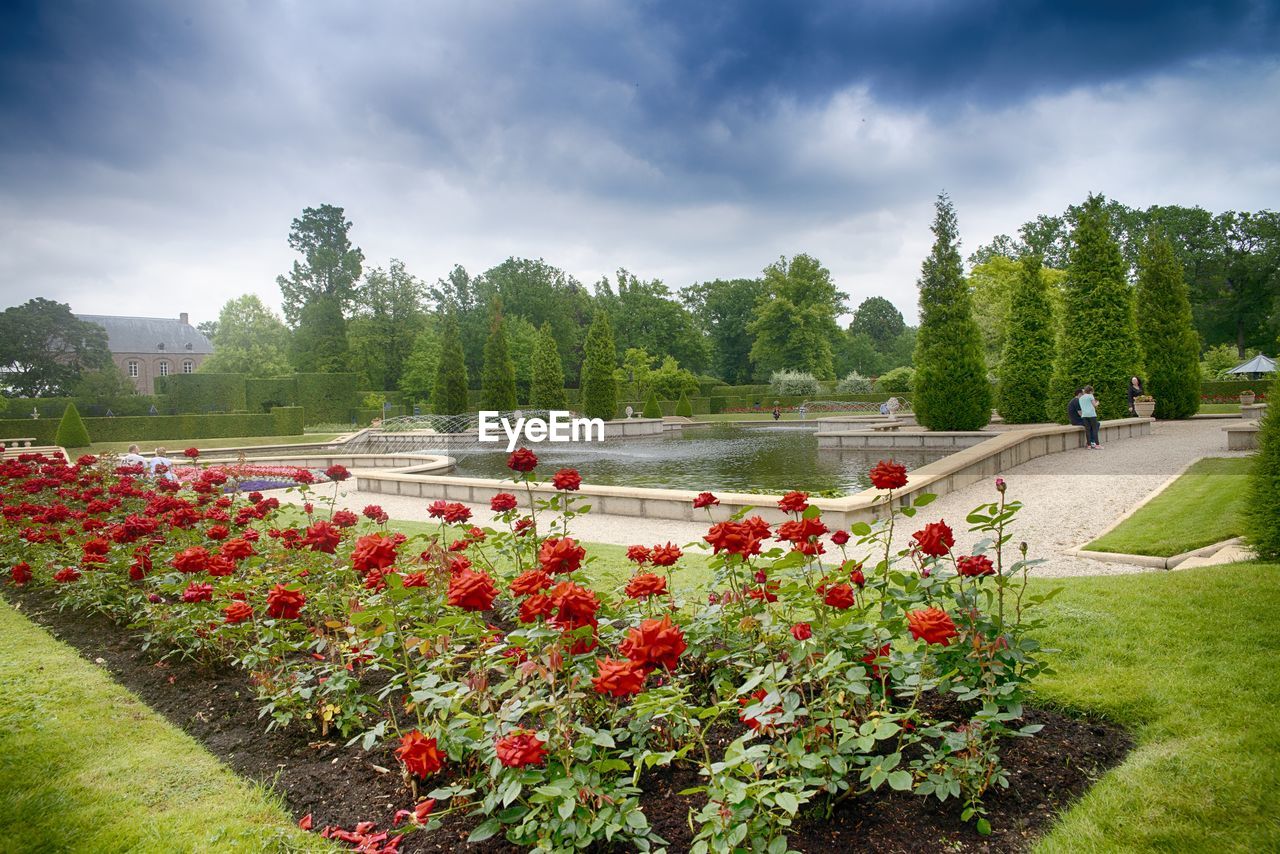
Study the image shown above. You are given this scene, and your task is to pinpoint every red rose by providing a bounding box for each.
[738,688,782,731]
[426,500,450,519]
[592,657,647,698]
[519,593,555,623]
[206,524,230,541]
[552,468,582,491]
[777,491,809,513]
[912,521,955,557]
[352,533,399,574]
[790,622,812,641]
[507,448,539,473]
[181,582,213,603]
[54,566,81,583]
[869,460,908,490]
[748,581,780,602]
[625,545,651,564]
[362,504,389,523]
[171,546,210,574]
[509,569,553,596]
[831,529,850,546]
[183,447,200,459]
[862,643,892,678]
[692,491,719,509]
[294,469,315,485]
[10,562,32,585]
[325,464,350,482]
[777,517,828,545]
[332,509,359,528]
[303,520,342,553]
[395,730,444,778]
[443,502,471,524]
[447,568,498,611]
[650,542,682,567]
[495,730,547,768]
[823,582,856,609]
[907,606,959,645]
[402,571,429,588]
[625,572,668,599]
[848,563,866,587]
[538,537,585,574]
[957,555,995,577]
[265,584,306,619]
[549,581,600,631]
[704,520,766,558]
[513,518,535,536]
[620,615,687,671]
[223,601,253,624]
[205,555,236,577]
[219,538,255,561]
[490,492,518,513]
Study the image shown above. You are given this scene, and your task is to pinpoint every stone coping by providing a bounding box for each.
[198,452,454,475]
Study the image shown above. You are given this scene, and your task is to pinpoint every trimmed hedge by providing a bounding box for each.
[1,396,168,419]
[0,419,59,443]
[1,408,305,445]
[296,373,359,424]
[157,374,247,413]
[55,402,92,448]
[246,377,298,413]
[1201,379,1273,397]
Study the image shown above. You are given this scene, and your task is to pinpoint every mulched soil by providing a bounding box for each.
[5,587,1131,853]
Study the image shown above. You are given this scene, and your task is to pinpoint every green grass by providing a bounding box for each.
[1085,457,1253,556]
[0,599,327,854]
[693,410,871,422]
[1030,563,1280,853]
[88,434,340,454]
[1199,403,1243,414]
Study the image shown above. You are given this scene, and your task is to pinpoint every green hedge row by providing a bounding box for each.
[0,396,170,419]
[1201,379,1273,396]
[0,407,305,447]
[156,374,247,413]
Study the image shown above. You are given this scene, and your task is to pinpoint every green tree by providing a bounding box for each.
[912,194,992,431]
[1136,229,1201,419]
[348,259,428,390]
[477,258,594,384]
[1245,406,1280,561]
[580,311,618,420]
[288,296,349,373]
[597,269,709,372]
[997,255,1056,423]
[641,388,662,418]
[433,314,469,415]
[836,330,884,377]
[968,256,1021,371]
[848,296,906,349]
[73,365,137,413]
[0,299,110,396]
[1048,195,1143,421]
[54,400,91,448]
[530,323,569,410]
[681,278,767,383]
[675,390,694,417]
[748,255,846,380]
[399,322,440,408]
[618,348,655,400]
[506,316,540,404]
[431,265,488,386]
[649,355,699,400]
[200,295,292,377]
[481,302,517,411]
[276,204,365,325]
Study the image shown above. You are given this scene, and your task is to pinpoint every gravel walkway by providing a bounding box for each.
[283,418,1248,578]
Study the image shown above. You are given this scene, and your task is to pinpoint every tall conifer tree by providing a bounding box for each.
[1136,228,1201,419]
[530,323,569,410]
[997,255,1056,423]
[580,311,618,421]
[481,302,517,411]
[433,313,470,415]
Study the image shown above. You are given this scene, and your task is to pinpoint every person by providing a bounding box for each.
[771,405,781,421]
[1079,385,1102,449]
[149,446,176,480]
[1066,389,1084,427]
[120,444,146,467]
[1127,376,1144,416]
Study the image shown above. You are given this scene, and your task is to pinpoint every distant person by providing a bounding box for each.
[772,405,781,421]
[1079,385,1102,449]
[1067,388,1084,427]
[149,446,176,480]
[1127,376,1144,416]
[120,444,146,467]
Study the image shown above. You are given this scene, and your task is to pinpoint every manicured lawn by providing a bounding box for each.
[1085,457,1253,556]
[87,434,341,454]
[0,600,326,854]
[1030,563,1280,853]
[694,410,870,422]
[1198,403,1243,414]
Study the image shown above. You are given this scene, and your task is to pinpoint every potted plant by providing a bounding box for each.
[1240,389,1256,405]
[1134,394,1156,417]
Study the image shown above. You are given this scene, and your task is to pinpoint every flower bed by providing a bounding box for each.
[2,451,1067,852]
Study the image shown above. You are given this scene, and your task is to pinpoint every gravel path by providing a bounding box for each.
[284,418,1247,578]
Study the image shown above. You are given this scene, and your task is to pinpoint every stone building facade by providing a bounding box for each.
[76,313,214,394]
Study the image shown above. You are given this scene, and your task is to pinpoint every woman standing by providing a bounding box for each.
[1079,385,1101,449]
[1127,376,1144,416]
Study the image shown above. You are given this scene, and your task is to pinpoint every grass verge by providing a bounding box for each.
[1198,403,1243,414]
[1084,457,1253,556]
[0,599,327,854]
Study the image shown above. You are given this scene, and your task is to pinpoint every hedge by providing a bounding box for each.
[1,408,305,445]
[157,374,247,413]
[296,373,360,424]
[246,377,298,413]
[0,419,59,443]
[1201,379,1273,397]
[1,396,168,419]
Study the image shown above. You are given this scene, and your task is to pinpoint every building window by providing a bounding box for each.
[127,360,139,378]
[158,361,170,377]
[157,342,165,351]
[182,359,194,374]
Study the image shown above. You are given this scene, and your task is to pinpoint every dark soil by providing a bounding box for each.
[5,587,1130,853]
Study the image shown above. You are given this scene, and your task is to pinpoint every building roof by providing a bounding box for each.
[1226,354,1277,375]
[76,314,214,355]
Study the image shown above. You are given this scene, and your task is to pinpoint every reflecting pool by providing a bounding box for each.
[445,423,951,495]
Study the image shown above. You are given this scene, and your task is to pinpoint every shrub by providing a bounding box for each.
[54,401,91,448]
[641,389,663,418]
[161,373,248,413]
[997,255,1056,423]
[530,323,569,410]
[675,390,694,417]
[835,372,873,394]
[296,373,359,424]
[769,370,819,396]
[245,376,298,413]
[875,366,915,393]
[1246,405,1280,561]
[1136,229,1202,420]
[433,315,470,415]
[581,311,618,421]
[912,194,992,431]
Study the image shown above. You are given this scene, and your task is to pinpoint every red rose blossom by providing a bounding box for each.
[823,582,856,609]
[182,582,213,603]
[620,615,687,671]
[790,622,812,641]
[183,447,200,459]
[912,520,955,557]
[777,491,809,513]
[650,542,682,567]
[624,572,668,599]
[509,569,554,596]
[692,491,719,509]
[219,538,255,561]
[538,537,586,574]
[490,492,518,512]
[332,509,359,528]
[362,504,389,524]
[869,460,908,490]
[352,532,400,574]
[447,568,498,611]
[325,464,350,482]
[223,602,253,624]
[592,657,647,698]
[831,529,850,546]
[495,730,547,768]
[54,566,82,583]
[625,545,651,564]
[907,606,959,645]
[507,448,538,473]
[303,520,342,553]
[957,554,995,577]
[171,546,210,573]
[265,584,306,619]
[552,468,582,491]
[395,730,444,778]
[10,562,33,585]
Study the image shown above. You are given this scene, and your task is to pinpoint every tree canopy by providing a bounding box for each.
[748,254,846,380]
[201,295,292,377]
[0,298,111,397]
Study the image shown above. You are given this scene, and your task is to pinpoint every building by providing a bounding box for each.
[76,313,214,394]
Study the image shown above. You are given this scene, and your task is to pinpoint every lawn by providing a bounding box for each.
[87,433,341,454]
[1198,403,1243,414]
[693,410,872,422]
[1085,457,1253,556]
[0,599,325,854]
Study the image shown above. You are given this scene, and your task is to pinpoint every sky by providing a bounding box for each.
[1,0,1278,326]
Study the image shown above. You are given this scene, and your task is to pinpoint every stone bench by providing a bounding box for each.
[1224,423,1261,451]
[869,422,902,432]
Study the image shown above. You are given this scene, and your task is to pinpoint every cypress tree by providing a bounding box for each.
[1048,194,1142,421]
[433,313,470,415]
[912,194,992,431]
[1245,406,1280,561]
[580,311,618,421]
[530,323,569,410]
[675,390,694,418]
[481,303,517,411]
[997,255,1056,423]
[1135,228,1200,419]
[55,401,92,449]
[641,389,663,418]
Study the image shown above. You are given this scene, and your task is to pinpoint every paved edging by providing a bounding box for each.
[1070,537,1247,570]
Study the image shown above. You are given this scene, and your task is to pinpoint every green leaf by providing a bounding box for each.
[913,493,938,507]
[977,817,992,836]
[775,792,800,815]
[899,506,916,517]
[467,818,501,843]
[851,522,873,536]
[887,770,913,791]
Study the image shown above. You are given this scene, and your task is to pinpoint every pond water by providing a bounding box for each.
[445,423,951,495]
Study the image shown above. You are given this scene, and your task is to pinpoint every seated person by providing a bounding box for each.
[120,444,146,467]
[149,446,177,480]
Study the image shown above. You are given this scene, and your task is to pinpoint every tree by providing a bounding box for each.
[748,255,846,380]
[506,316,540,404]
[967,257,1021,371]
[478,258,594,384]
[1048,195,1143,421]
[597,269,709,373]
[276,204,365,326]
[433,314,470,415]
[348,259,428,390]
[73,365,137,414]
[580,311,618,421]
[848,297,906,349]
[0,299,110,396]
[431,265,488,386]
[836,330,884,377]
[481,302,518,411]
[55,400,91,448]
[681,278,767,383]
[200,295,292,377]
[1245,406,1280,561]
[530,323,569,410]
[399,323,440,408]
[649,355,699,400]
[288,296,349,373]
[618,348,655,401]
[641,389,662,418]
[997,255,1056,423]
[912,194,992,431]
[1136,229,1201,419]
[675,390,694,417]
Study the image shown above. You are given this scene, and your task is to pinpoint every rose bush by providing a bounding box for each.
[0,448,1050,851]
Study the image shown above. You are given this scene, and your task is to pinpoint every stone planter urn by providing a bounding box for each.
[1134,397,1156,418]
[1240,391,1256,406]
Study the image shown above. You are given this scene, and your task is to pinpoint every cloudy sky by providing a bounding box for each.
[2,0,1278,326]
